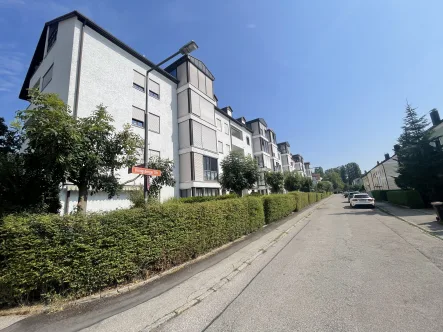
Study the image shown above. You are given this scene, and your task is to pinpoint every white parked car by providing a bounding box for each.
[350,193,375,208]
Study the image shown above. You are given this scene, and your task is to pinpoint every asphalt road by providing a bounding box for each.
[157,195,443,332]
[4,195,443,332]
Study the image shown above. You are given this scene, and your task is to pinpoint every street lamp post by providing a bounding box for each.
[144,41,198,201]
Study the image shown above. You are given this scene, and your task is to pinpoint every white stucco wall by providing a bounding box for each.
[69,24,179,206]
[29,17,77,103]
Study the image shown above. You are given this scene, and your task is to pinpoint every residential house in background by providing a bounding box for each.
[268,129,282,172]
[311,173,322,185]
[362,153,400,191]
[363,110,443,193]
[352,178,363,186]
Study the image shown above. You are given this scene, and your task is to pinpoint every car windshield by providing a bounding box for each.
[354,194,369,198]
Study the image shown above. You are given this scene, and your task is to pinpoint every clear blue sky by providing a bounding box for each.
[1,0,443,172]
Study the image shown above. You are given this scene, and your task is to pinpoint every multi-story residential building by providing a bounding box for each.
[292,154,306,177]
[19,11,254,212]
[304,162,312,178]
[20,11,180,213]
[277,142,294,173]
[268,129,282,172]
[163,57,253,198]
[246,118,274,194]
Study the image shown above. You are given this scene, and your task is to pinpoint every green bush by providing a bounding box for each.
[262,194,297,224]
[386,190,425,208]
[316,193,322,202]
[288,192,310,211]
[0,197,264,307]
[170,193,238,204]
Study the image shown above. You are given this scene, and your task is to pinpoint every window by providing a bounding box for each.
[203,156,218,181]
[224,123,229,135]
[260,138,269,153]
[132,106,144,127]
[148,113,160,133]
[226,144,230,153]
[204,188,219,196]
[132,119,144,128]
[42,64,53,90]
[32,79,40,91]
[255,155,264,167]
[149,150,160,159]
[133,70,145,92]
[231,126,243,140]
[149,79,160,99]
[246,137,250,145]
[218,141,223,153]
[180,189,191,198]
[47,23,58,53]
[216,119,222,131]
[195,188,204,197]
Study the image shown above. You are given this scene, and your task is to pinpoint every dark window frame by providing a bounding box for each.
[42,64,54,91]
[132,118,144,128]
[133,83,145,92]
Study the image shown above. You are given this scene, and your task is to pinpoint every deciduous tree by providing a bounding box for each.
[264,171,284,193]
[220,151,259,196]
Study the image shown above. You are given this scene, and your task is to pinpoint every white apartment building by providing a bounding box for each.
[277,142,293,172]
[246,118,275,194]
[292,154,307,177]
[20,11,253,212]
[304,162,312,179]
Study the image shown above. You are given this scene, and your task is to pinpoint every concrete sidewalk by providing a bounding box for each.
[376,201,443,239]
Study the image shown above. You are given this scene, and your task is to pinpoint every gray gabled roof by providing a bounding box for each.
[20,10,179,100]
[245,118,268,127]
[164,55,215,81]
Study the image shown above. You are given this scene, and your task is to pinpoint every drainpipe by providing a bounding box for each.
[73,21,85,119]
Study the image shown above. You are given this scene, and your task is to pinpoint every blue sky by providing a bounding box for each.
[1,0,443,172]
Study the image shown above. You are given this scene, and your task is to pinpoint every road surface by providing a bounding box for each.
[3,195,443,332]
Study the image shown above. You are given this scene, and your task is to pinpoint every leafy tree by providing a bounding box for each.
[220,151,259,196]
[316,181,333,192]
[264,171,284,193]
[0,117,60,215]
[284,171,303,192]
[345,162,362,184]
[16,91,143,212]
[144,156,176,199]
[339,166,347,184]
[314,167,324,177]
[300,177,313,192]
[395,104,443,202]
[323,171,344,190]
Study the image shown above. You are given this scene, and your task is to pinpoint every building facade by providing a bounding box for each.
[277,142,293,173]
[20,11,317,212]
[362,154,400,192]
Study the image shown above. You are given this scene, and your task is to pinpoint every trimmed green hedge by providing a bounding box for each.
[0,191,332,307]
[308,192,317,204]
[171,193,237,204]
[386,190,425,208]
[0,197,264,306]
[371,190,388,201]
[262,194,297,224]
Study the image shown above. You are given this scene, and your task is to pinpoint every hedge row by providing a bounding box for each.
[0,197,263,306]
[371,189,425,208]
[0,192,331,307]
[262,192,332,224]
[386,190,425,208]
[169,193,238,204]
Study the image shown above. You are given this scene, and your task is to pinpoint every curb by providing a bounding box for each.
[376,206,442,241]
[143,196,332,331]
